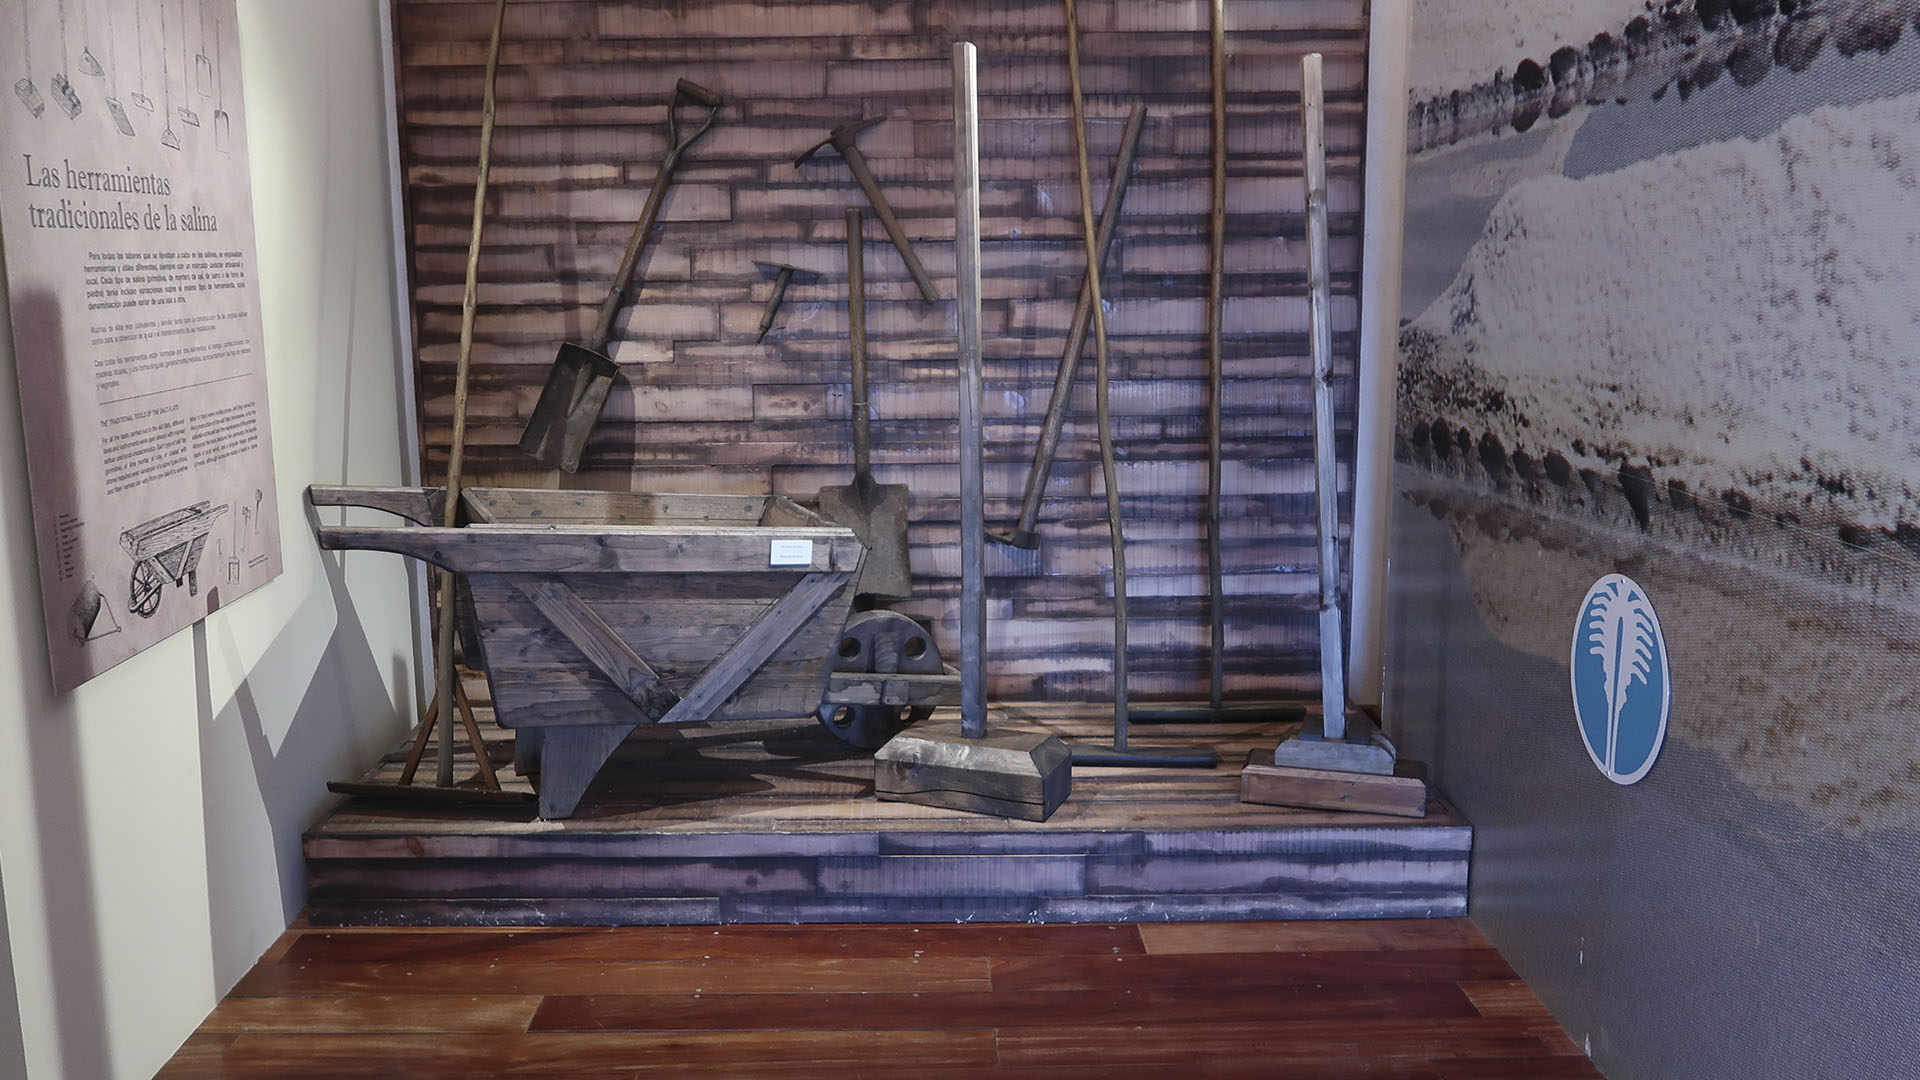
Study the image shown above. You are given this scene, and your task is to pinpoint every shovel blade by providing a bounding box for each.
[817,478,912,602]
[518,342,619,473]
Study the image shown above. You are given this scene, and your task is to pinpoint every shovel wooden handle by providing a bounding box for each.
[846,207,873,478]
[586,78,723,352]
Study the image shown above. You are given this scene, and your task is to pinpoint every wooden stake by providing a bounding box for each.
[1302,52,1345,735]
[1062,0,1128,747]
[433,0,507,786]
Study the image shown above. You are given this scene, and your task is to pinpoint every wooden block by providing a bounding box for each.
[1239,751,1428,818]
[874,719,1071,822]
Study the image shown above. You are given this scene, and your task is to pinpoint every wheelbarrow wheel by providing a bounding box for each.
[816,610,942,751]
[129,560,165,618]
[818,702,933,752]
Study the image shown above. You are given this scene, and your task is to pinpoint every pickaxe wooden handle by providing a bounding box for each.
[797,118,941,304]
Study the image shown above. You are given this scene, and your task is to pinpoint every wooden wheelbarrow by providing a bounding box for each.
[121,501,231,618]
[309,485,956,818]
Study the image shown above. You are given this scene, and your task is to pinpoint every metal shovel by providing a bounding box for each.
[817,207,912,604]
[518,78,722,472]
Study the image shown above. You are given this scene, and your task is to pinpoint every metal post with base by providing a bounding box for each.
[874,42,1072,822]
[1239,53,1426,819]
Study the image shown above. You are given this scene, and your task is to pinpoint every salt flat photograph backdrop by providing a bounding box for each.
[1388,0,1920,1076]
[388,0,1368,702]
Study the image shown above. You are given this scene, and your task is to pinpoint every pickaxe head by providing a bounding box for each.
[794,117,886,167]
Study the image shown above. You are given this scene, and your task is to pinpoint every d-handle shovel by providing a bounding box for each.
[518,78,723,472]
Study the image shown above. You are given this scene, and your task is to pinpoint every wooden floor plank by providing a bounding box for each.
[198,994,541,1034]
[995,1017,1573,1068]
[197,1029,999,1079]
[233,956,993,997]
[528,982,1481,1032]
[280,922,1145,965]
[990,948,1518,992]
[1138,918,1490,955]
[1433,1059,1606,1079]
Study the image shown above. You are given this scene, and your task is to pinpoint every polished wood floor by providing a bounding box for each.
[157,918,1600,1079]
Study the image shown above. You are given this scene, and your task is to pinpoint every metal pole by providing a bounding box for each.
[952,41,987,740]
[1302,52,1346,738]
[1206,0,1228,710]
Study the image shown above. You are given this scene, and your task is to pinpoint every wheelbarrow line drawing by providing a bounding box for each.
[120,501,230,618]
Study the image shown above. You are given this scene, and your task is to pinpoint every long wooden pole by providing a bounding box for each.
[1206,0,1228,710]
[1302,52,1346,737]
[999,103,1147,546]
[1062,0,1128,747]
[434,0,507,786]
[952,41,986,740]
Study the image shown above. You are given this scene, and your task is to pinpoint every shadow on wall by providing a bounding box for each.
[192,502,402,995]
[4,286,114,1078]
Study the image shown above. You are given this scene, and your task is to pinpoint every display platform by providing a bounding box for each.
[303,700,1470,927]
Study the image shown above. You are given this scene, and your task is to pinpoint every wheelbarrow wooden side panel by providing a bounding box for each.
[467,568,857,728]
[309,485,866,819]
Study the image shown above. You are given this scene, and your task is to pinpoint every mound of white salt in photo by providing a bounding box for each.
[1407,0,1654,100]
[1405,89,1920,530]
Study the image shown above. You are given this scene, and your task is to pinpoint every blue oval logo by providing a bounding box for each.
[1571,573,1671,785]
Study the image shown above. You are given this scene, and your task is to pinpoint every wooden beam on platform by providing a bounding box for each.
[1239,751,1427,818]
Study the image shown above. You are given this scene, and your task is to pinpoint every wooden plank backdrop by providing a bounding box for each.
[390,0,1368,703]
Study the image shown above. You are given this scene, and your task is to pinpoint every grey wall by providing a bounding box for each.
[1388,1,1920,1076]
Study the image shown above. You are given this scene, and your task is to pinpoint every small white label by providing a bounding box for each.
[769,538,814,566]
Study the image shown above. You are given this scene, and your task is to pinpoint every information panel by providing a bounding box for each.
[1,0,280,692]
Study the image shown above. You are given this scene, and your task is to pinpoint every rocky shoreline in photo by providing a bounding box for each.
[1408,0,1920,154]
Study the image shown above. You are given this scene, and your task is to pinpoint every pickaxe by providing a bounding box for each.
[795,118,940,304]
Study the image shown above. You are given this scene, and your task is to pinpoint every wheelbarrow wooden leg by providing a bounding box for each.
[514,727,544,779]
[397,699,438,786]
[455,681,503,792]
[398,675,497,790]
[537,724,635,819]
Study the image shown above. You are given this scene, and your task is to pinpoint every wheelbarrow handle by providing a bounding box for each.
[307,484,446,526]
[586,78,724,352]
[315,523,867,575]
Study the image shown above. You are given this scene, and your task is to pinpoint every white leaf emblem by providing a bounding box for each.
[1577,577,1663,777]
